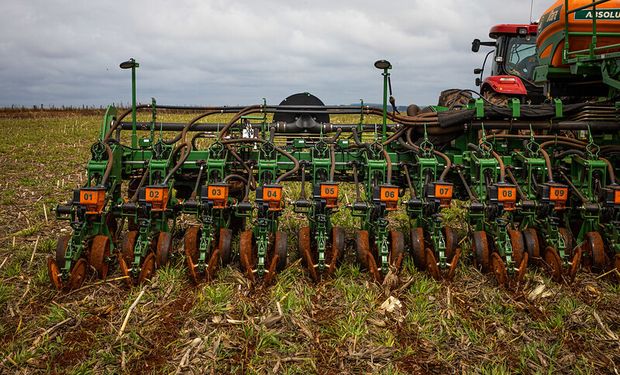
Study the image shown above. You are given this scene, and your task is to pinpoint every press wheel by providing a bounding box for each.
[410,227,426,270]
[89,235,110,279]
[330,226,346,268]
[155,232,172,268]
[356,230,371,269]
[298,226,317,281]
[47,256,63,290]
[138,253,156,283]
[444,227,459,263]
[491,252,508,287]
[68,258,88,290]
[117,254,133,287]
[544,246,562,282]
[425,249,440,280]
[389,230,405,271]
[184,226,200,260]
[239,230,255,281]
[274,231,288,272]
[523,228,540,260]
[507,229,525,266]
[445,246,460,279]
[218,228,233,265]
[122,231,138,264]
[586,232,606,272]
[569,247,582,282]
[473,231,491,272]
[559,227,574,257]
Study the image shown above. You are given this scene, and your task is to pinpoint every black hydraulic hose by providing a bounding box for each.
[225,144,256,192]
[540,147,553,182]
[163,143,190,185]
[218,105,263,140]
[353,163,362,202]
[330,127,343,143]
[100,142,115,187]
[351,127,366,147]
[220,138,300,184]
[130,167,149,202]
[274,146,300,184]
[382,148,393,184]
[457,168,478,202]
[223,174,250,201]
[402,164,416,198]
[300,164,307,200]
[506,168,527,201]
[329,144,336,181]
[190,163,205,200]
[554,149,586,159]
[405,128,451,181]
[467,143,483,155]
[559,170,590,203]
[600,157,617,185]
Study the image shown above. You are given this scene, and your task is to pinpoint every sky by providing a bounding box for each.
[0,0,552,107]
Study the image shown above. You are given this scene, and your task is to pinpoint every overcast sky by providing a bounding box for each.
[0,0,552,107]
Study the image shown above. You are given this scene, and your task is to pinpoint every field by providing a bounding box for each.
[0,109,619,374]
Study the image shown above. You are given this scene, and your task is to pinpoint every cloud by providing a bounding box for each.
[0,0,553,107]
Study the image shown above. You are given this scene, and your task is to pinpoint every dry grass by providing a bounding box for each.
[0,109,619,374]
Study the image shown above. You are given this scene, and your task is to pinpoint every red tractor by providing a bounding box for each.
[472,24,545,105]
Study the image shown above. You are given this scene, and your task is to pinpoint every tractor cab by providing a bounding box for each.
[472,24,544,104]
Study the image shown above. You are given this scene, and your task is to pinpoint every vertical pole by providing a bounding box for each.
[382,68,388,142]
[131,62,138,148]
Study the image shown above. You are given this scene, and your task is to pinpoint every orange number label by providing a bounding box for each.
[550,187,568,202]
[80,190,101,205]
[145,188,166,202]
[435,184,453,199]
[264,186,282,202]
[380,187,399,202]
[497,187,517,202]
[615,190,620,204]
[320,184,339,199]
[207,185,229,200]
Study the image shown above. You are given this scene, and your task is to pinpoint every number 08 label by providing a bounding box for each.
[497,186,516,202]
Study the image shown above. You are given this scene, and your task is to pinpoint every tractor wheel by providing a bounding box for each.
[523,228,541,260]
[491,252,508,287]
[410,227,426,270]
[507,229,525,266]
[483,90,510,107]
[89,235,110,279]
[389,230,405,271]
[544,246,563,282]
[218,228,233,265]
[155,232,172,268]
[473,231,491,272]
[274,231,288,272]
[586,232,607,272]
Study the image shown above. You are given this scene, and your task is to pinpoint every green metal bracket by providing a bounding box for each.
[509,98,521,118]
[554,99,564,118]
[475,98,485,119]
